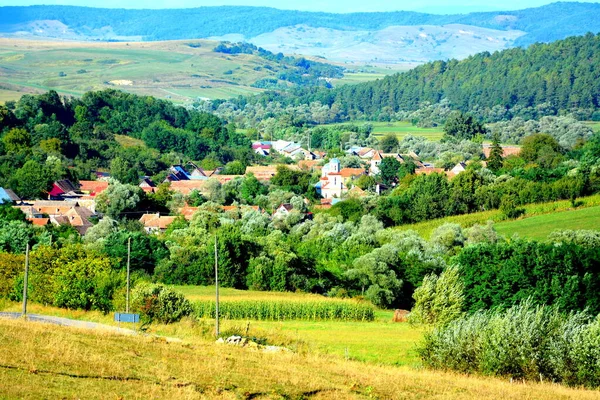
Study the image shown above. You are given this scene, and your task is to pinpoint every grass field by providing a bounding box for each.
[114,134,146,148]
[396,194,600,239]
[173,286,415,365]
[2,318,600,399]
[494,206,600,240]
[0,38,394,103]
[584,121,600,133]
[321,121,444,142]
[370,121,445,141]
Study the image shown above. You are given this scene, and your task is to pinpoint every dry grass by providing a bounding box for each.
[1,318,599,399]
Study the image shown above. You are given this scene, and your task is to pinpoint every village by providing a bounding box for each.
[0,138,521,235]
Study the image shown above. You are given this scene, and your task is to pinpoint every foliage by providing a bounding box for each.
[409,265,464,326]
[456,240,600,314]
[131,283,193,324]
[95,180,142,218]
[443,112,486,141]
[419,300,600,388]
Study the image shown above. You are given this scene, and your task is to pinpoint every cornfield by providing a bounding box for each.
[194,299,375,322]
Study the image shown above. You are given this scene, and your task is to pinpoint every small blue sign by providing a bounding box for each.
[114,313,140,323]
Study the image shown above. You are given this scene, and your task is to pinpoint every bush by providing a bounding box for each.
[131,283,193,324]
[419,300,600,388]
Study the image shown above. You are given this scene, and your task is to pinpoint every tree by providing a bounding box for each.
[520,133,563,168]
[409,265,464,326]
[2,128,31,155]
[487,132,504,171]
[10,160,52,199]
[95,180,142,218]
[378,157,402,185]
[346,244,403,308]
[443,111,486,141]
[223,160,245,175]
[380,134,399,153]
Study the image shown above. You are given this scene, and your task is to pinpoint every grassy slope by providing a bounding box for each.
[0,39,391,103]
[495,206,600,240]
[2,318,600,399]
[396,194,600,239]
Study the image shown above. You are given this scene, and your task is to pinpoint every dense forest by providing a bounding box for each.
[1,3,599,46]
[227,33,600,122]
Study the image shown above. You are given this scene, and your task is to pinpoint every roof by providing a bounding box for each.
[139,177,156,188]
[358,148,375,157]
[28,218,50,226]
[348,186,366,197]
[276,203,294,212]
[78,180,109,196]
[32,200,80,216]
[139,213,178,230]
[298,160,321,170]
[339,168,366,178]
[169,181,209,195]
[372,152,382,161]
[0,187,20,203]
[482,145,522,158]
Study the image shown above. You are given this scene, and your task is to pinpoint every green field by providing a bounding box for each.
[173,286,419,365]
[322,121,444,141]
[0,38,393,103]
[584,121,600,133]
[495,206,600,240]
[396,194,600,239]
[370,121,445,141]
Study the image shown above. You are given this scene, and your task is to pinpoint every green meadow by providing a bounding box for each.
[494,205,600,240]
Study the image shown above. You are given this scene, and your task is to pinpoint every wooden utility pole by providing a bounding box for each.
[126,237,131,313]
[215,235,220,337]
[22,243,30,316]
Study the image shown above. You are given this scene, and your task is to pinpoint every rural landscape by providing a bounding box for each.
[1,1,600,399]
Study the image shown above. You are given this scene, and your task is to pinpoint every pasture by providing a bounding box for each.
[494,205,600,240]
[369,121,445,141]
[0,38,394,103]
[396,194,600,239]
[1,316,599,399]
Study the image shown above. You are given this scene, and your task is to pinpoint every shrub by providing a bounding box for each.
[131,283,193,324]
[419,300,600,388]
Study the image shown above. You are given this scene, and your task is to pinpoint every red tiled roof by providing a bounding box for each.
[28,218,50,226]
[78,180,109,196]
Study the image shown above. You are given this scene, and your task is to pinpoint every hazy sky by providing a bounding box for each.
[1,0,599,13]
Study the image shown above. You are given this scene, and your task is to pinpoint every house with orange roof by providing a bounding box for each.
[78,180,109,197]
[139,213,178,233]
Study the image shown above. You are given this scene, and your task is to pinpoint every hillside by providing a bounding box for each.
[2,318,600,399]
[1,3,600,64]
[239,33,600,120]
[0,39,361,103]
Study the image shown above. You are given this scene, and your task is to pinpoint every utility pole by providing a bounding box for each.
[126,237,131,313]
[22,243,29,316]
[214,235,220,337]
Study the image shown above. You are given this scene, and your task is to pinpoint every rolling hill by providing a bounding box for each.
[0,39,387,103]
[0,3,599,64]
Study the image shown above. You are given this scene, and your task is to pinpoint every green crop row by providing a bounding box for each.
[194,300,375,322]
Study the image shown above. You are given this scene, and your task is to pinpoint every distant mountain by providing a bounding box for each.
[0,2,599,64]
